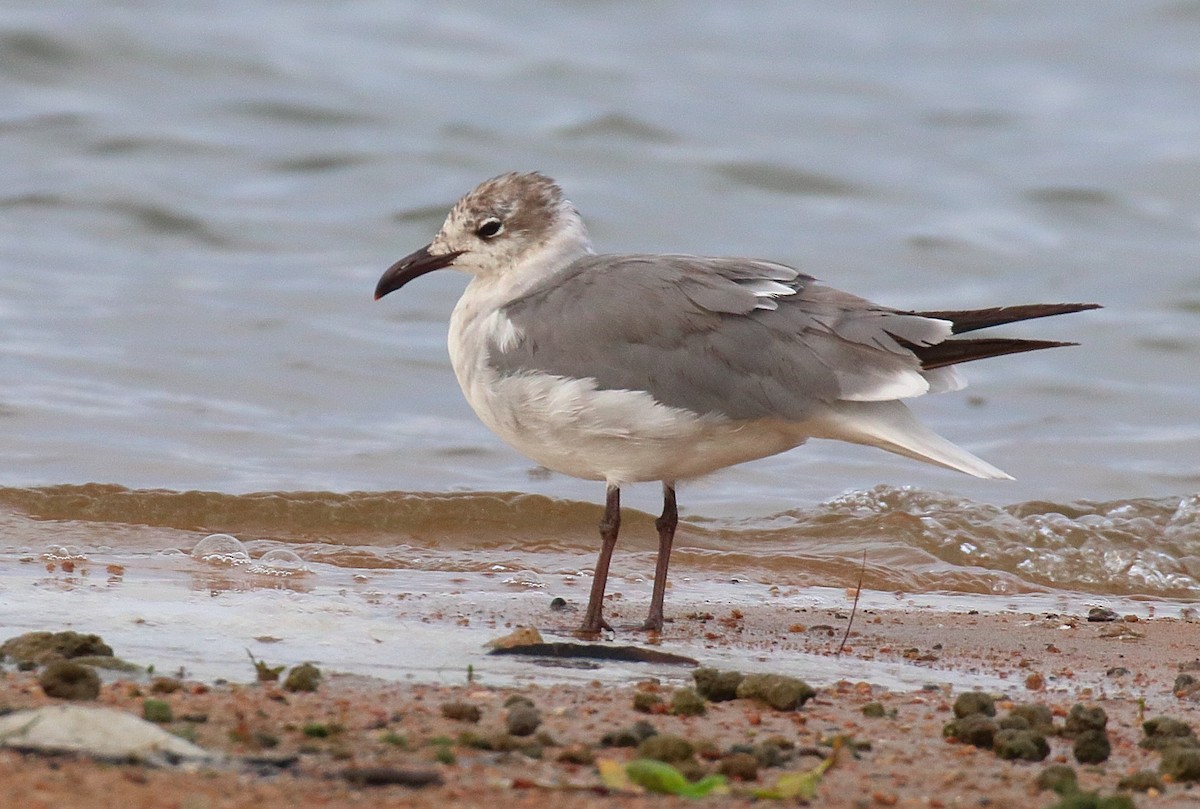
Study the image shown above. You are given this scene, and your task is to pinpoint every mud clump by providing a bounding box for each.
[505,703,541,737]
[953,691,996,718]
[636,733,694,764]
[735,674,814,711]
[1073,729,1111,764]
[861,701,887,718]
[1161,746,1200,781]
[692,667,744,702]
[440,701,481,723]
[283,663,322,693]
[38,660,101,700]
[993,728,1049,762]
[670,687,706,716]
[3,631,113,666]
[945,713,997,749]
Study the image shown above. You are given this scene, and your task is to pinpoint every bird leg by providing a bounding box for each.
[642,483,677,632]
[579,484,620,634]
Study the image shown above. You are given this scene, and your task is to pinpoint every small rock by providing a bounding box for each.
[149,677,182,694]
[283,663,321,693]
[994,728,1049,762]
[945,714,997,749]
[549,597,568,611]
[485,626,544,649]
[692,667,744,702]
[953,691,996,718]
[636,733,694,763]
[506,704,541,737]
[503,694,535,709]
[735,673,814,711]
[556,743,594,765]
[1073,730,1111,764]
[0,705,216,764]
[1161,746,1200,781]
[1064,704,1107,737]
[717,752,758,781]
[1117,770,1163,792]
[1087,606,1118,622]
[1035,764,1077,794]
[670,687,706,716]
[39,661,100,701]
[342,766,443,787]
[998,715,1030,731]
[440,701,481,723]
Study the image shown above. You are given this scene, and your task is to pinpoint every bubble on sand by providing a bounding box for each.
[503,569,545,589]
[191,534,250,566]
[44,545,87,561]
[249,549,310,576]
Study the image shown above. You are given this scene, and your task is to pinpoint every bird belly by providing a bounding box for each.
[457,367,803,485]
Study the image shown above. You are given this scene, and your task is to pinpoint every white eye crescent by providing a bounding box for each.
[476,218,503,239]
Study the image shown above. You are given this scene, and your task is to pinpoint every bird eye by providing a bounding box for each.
[476,218,503,239]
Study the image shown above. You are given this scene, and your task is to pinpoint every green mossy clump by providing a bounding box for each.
[636,733,695,764]
[861,701,887,718]
[1073,729,1112,764]
[1009,703,1055,735]
[670,687,706,717]
[953,691,996,718]
[1045,793,1134,809]
[1117,770,1163,792]
[1161,745,1200,781]
[506,703,541,737]
[945,713,998,749]
[633,691,663,713]
[1036,764,1078,794]
[283,663,322,693]
[692,667,744,702]
[1064,704,1107,738]
[142,698,173,723]
[993,728,1049,762]
[38,660,101,700]
[717,752,758,781]
[440,701,481,723]
[1140,716,1199,750]
[2,631,113,666]
[600,720,657,748]
[735,673,815,711]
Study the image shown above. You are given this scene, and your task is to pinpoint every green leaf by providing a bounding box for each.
[625,759,728,797]
[752,740,839,800]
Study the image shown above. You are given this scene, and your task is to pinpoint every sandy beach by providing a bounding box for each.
[4,599,1200,808]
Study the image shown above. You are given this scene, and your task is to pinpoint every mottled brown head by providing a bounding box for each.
[376,172,591,299]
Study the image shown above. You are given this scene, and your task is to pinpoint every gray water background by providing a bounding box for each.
[2,0,1199,524]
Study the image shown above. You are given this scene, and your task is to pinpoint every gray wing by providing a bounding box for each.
[491,254,956,421]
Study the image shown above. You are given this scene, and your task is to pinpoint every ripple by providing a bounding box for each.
[713,160,863,197]
[555,112,677,143]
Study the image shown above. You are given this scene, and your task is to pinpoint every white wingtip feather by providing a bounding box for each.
[807,400,1014,480]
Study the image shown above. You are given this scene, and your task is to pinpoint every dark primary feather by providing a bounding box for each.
[895,302,1101,370]
[910,303,1101,335]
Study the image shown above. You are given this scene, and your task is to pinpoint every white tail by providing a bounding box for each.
[805,400,1013,480]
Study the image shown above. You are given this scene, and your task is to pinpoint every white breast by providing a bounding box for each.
[448,294,804,485]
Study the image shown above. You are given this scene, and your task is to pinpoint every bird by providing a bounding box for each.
[374,171,1098,634]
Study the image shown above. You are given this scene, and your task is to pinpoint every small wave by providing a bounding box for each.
[0,483,1195,598]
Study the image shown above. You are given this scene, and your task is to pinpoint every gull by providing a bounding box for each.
[374,171,1098,634]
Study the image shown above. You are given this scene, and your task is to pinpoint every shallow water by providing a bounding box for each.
[1,2,1198,670]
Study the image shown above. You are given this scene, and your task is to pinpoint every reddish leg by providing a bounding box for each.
[579,484,620,634]
[642,482,677,632]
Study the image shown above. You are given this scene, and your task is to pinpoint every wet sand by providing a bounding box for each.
[4,600,1200,808]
